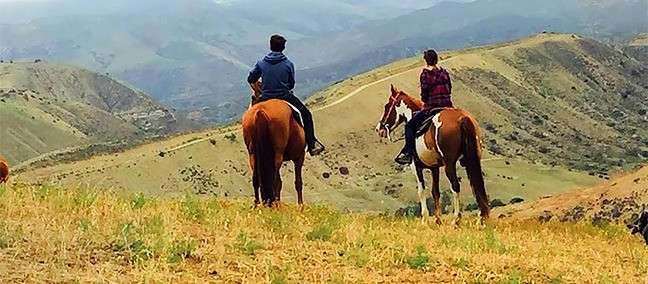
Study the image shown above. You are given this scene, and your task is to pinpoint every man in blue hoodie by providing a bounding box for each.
[247,34,325,156]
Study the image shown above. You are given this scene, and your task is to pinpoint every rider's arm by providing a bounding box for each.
[287,61,295,90]
[447,71,452,93]
[420,71,431,101]
[247,62,261,84]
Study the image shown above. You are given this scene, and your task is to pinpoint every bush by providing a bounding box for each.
[405,244,430,270]
[509,197,525,204]
[168,238,197,263]
[489,199,506,208]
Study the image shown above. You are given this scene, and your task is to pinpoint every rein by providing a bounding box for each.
[388,130,405,143]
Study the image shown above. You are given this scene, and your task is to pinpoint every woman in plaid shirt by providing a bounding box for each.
[395,49,454,165]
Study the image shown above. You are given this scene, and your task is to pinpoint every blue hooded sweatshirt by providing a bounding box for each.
[247,52,295,99]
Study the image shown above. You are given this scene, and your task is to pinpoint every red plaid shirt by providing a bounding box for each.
[420,67,453,109]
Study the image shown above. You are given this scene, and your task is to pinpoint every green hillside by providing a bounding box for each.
[0,62,177,165]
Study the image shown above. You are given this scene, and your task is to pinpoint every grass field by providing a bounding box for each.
[0,183,646,283]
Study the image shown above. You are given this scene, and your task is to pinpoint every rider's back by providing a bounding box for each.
[247,52,295,99]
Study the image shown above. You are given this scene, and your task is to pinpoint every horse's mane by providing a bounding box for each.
[397,90,425,110]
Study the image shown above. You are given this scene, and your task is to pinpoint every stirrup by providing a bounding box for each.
[308,141,325,156]
[394,151,413,165]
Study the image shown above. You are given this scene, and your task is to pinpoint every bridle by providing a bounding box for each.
[378,92,406,143]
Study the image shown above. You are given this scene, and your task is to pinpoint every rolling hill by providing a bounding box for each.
[1,0,645,124]
[498,165,648,225]
[18,33,648,214]
[623,33,648,66]
[0,62,178,165]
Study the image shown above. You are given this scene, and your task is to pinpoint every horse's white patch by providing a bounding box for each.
[415,136,436,166]
[395,101,412,121]
[433,113,444,157]
[375,122,381,132]
[411,162,429,218]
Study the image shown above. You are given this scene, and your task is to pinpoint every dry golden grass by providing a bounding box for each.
[0,183,646,283]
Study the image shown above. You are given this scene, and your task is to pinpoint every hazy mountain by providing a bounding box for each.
[0,0,645,125]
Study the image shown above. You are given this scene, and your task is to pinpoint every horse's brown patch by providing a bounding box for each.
[0,156,9,183]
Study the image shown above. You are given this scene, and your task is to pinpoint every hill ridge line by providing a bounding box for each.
[60,34,566,156]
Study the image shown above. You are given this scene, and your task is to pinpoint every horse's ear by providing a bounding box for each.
[390,84,397,94]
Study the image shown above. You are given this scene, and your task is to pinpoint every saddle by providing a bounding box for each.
[415,107,452,137]
[257,98,304,128]
[285,102,305,128]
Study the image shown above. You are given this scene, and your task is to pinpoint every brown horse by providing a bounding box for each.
[376,84,490,223]
[0,156,9,184]
[242,81,306,206]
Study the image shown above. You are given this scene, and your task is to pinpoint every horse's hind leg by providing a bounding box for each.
[444,163,462,225]
[294,154,305,206]
[253,172,260,207]
[411,163,428,223]
[250,156,260,207]
[273,171,282,208]
[431,167,442,225]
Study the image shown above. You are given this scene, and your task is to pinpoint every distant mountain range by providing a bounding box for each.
[0,0,646,124]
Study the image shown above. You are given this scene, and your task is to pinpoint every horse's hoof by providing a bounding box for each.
[453,218,461,227]
[435,218,443,225]
[474,218,486,228]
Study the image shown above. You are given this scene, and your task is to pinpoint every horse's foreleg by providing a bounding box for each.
[431,166,442,225]
[411,163,428,222]
[445,163,462,226]
[294,154,305,206]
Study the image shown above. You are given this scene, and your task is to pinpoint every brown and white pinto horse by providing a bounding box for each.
[0,155,9,184]
[242,81,306,206]
[376,84,490,223]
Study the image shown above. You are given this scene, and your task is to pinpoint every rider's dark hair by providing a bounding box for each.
[270,34,287,52]
[423,49,438,66]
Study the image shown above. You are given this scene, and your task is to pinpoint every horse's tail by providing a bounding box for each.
[460,117,490,218]
[254,110,276,204]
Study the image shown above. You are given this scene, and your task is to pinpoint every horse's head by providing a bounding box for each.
[249,81,263,107]
[628,212,648,235]
[375,84,416,140]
